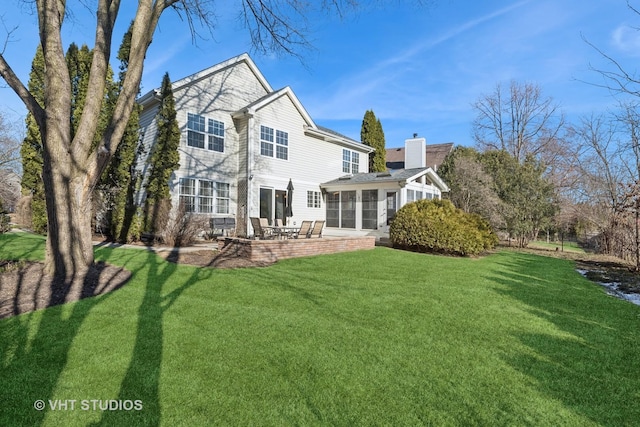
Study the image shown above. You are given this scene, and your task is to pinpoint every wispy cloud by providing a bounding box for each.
[378,0,534,69]
[611,23,640,57]
[309,0,533,121]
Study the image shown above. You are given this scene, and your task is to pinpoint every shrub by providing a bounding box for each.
[161,202,209,247]
[390,199,498,256]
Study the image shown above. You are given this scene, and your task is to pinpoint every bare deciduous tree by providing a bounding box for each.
[0,110,21,212]
[0,0,365,283]
[472,80,566,164]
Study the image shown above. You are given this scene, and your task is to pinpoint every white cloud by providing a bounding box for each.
[611,24,640,57]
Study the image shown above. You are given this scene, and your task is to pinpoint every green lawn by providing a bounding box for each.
[528,240,586,254]
[1,232,639,426]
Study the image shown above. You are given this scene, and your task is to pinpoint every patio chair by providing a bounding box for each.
[294,220,313,239]
[308,220,325,238]
[250,217,273,240]
[259,218,275,239]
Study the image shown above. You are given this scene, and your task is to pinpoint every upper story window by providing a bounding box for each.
[260,125,288,160]
[342,149,359,174]
[187,113,224,152]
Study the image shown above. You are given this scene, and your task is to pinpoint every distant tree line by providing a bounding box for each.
[438,78,640,268]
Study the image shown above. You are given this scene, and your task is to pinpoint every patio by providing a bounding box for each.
[217,235,376,263]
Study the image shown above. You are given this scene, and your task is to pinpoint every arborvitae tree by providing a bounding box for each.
[360,109,387,172]
[20,46,47,233]
[143,72,180,236]
[101,22,143,242]
[66,44,116,148]
[21,44,117,235]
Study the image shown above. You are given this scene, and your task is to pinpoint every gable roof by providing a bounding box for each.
[321,167,449,192]
[137,53,272,107]
[232,88,370,152]
[386,142,454,171]
[232,86,315,128]
[137,52,370,152]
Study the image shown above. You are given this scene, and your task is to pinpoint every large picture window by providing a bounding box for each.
[187,113,224,152]
[179,178,230,214]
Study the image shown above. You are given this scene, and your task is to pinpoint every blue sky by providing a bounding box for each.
[1,0,640,148]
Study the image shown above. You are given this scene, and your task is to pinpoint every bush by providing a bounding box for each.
[390,199,498,256]
[161,202,209,247]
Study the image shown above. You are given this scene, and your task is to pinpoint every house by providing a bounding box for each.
[136,53,448,237]
[321,136,449,236]
[385,141,454,171]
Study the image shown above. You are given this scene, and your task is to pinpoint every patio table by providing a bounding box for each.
[265,226,300,239]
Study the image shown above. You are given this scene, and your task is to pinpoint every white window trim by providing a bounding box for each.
[307,190,322,208]
[342,149,360,174]
[186,112,225,153]
[260,125,288,160]
[179,177,230,214]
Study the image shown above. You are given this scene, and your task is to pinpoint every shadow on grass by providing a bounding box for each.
[91,247,213,426]
[0,234,214,426]
[0,251,131,426]
[487,252,640,426]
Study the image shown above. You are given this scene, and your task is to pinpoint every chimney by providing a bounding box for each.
[404,135,426,169]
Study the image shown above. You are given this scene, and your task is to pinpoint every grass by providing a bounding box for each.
[528,239,586,254]
[1,232,639,426]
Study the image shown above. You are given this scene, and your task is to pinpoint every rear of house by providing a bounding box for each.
[136,53,449,238]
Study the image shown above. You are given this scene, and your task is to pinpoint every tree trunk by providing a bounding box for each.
[42,154,94,282]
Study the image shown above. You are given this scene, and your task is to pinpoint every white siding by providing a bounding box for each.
[247,93,369,225]
[134,102,160,206]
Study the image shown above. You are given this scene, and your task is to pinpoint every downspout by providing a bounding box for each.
[246,111,255,236]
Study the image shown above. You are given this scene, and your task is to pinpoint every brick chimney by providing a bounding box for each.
[404,135,426,169]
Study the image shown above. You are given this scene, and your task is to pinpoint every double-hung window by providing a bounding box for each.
[216,182,230,214]
[276,130,288,160]
[261,125,288,160]
[260,126,274,157]
[187,113,224,152]
[198,180,214,213]
[342,149,360,174]
[179,178,230,214]
[208,119,224,152]
[179,178,197,212]
[307,191,321,208]
[187,113,206,149]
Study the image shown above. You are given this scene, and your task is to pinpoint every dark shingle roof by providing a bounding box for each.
[322,168,429,186]
[385,142,454,171]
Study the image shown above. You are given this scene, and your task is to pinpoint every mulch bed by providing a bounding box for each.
[0,260,131,320]
[0,247,271,320]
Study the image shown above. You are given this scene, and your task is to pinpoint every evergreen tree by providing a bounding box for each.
[66,43,116,148]
[360,109,387,172]
[143,72,180,235]
[20,46,47,233]
[480,150,557,246]
[100,23,143,242]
